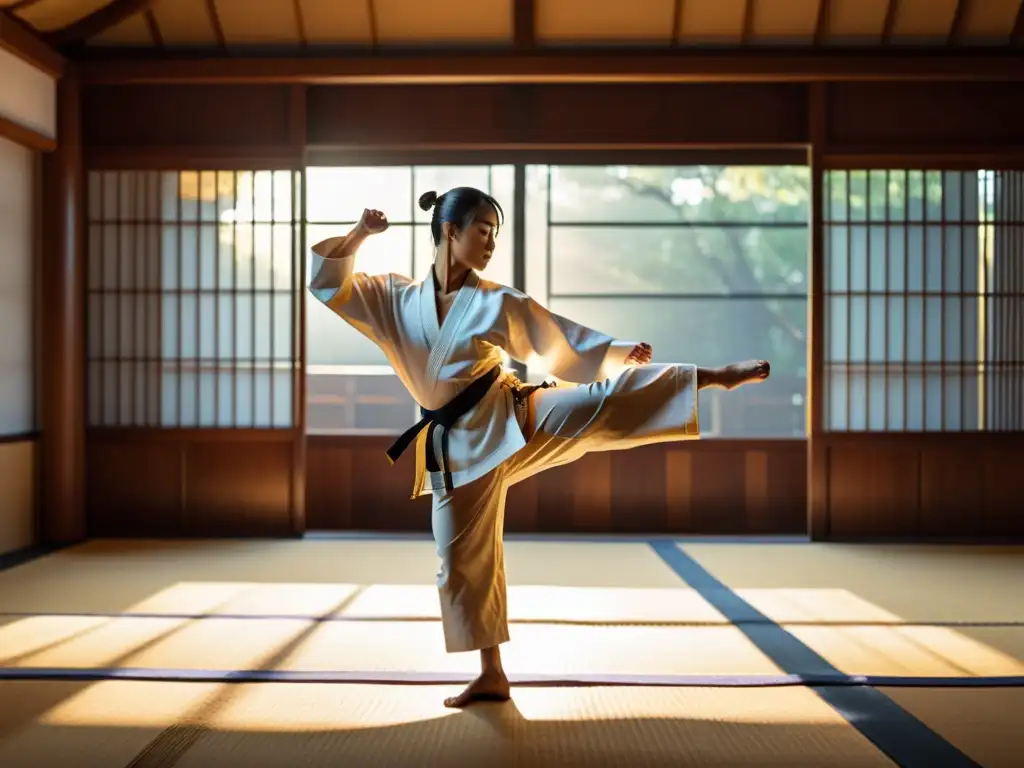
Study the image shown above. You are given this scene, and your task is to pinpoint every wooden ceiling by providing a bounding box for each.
[2,0,1023,52]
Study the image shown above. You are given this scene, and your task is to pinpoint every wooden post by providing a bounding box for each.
[40,64,86,544]
[807,82,829,539]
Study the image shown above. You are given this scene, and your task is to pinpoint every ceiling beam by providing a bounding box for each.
[947,0,969,46]
[814,0,831,45]
[205,0,226,49]
[881,0,899,43]
[671,0,683,47]
[144,9,163,48]
[514,0,535,48]
[45,0,159,47]
[8,1,45,12]
[367,0,378,47]
[293,0,307,47]
[0,10,64,76]
[75,50,1024,86]
[1013,0,1024,45]
[741,0,754,45]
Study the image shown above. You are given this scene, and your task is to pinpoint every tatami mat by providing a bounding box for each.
[0,681,894,767]
[0,539,684,615]
[685,543,1024,624]
[879,687,1024,768]
[2,537,1022,766]
[1,616,782,676]
[5,611,1024,679]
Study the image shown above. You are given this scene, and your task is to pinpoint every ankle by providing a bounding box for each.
[480,646,504,676]
[696,367,721,390]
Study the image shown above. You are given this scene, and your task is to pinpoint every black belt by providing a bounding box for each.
[385,364,503,493]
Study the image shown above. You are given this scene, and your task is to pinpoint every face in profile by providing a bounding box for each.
[448,203,499,272]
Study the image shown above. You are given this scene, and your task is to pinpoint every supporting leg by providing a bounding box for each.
[444,645,511,709]
[431,468,514,707]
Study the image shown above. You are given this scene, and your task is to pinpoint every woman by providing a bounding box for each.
[309,186,769,708]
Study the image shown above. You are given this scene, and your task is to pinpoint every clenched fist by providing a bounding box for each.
[626,342,653,366]
[358,208,389,236]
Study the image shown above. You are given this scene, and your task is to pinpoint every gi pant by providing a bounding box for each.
[430,363,700,653]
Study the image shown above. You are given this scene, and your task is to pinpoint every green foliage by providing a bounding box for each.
[548,165,811,374]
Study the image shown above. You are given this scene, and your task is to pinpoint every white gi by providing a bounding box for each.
[309,237,701,653]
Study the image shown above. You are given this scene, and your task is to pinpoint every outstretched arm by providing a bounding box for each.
[308,209,397,346]
[500,291,651,383]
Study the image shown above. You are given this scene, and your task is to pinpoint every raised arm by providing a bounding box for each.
[500,291,645,383]
[308,208,398,346]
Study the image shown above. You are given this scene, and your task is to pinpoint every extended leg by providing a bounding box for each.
[696,359,771,391]
[431,467,513,708]
[523,360,769,445]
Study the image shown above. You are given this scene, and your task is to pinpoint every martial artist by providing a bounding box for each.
[309,187,770,707]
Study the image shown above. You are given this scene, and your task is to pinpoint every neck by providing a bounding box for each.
[433,250,470,294]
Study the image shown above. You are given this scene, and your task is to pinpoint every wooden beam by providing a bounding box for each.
[882,0,899,43]
[367,0,378,47]
[671,0,683,47]
[292,0,307,47]
[814,0,831,45]
[514,0,534,48]
[206,0,226,49]
[741,0,754,44]
[144,9,163,47]
[77,50,1024,86]
[0,114,56,152]
[8,1,45,11]
[947,0,969,46]
[0,11,64,77]
[44,0,159,47]
[1013,0,1024,45]
[807,81,827,540]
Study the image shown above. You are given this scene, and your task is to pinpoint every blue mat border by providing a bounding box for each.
[650,540,984,768]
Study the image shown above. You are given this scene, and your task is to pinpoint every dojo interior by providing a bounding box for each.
[1,0,1023,765]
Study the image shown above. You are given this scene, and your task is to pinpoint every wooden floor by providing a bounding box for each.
[1,536,1022,766]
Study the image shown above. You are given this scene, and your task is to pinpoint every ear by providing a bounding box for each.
[441,221,456,241]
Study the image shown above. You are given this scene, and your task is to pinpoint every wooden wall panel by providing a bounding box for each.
[185,440,293,536]
[305,436,808,535]
[87,430,297,537]
[827,445,920,537]
[306,83,809,147]
[82,85,294,148]
[77,80,1024,166]
[826,82,1024,150]
[824,436,1024,539]
[86,439,182,535]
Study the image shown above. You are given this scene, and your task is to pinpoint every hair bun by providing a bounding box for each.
[417,191,439,211]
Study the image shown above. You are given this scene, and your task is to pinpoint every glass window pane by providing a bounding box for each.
[548,165,810,224]
[549,225,807,296]
[306,167,413,223]
[306,223,413,280]
[535,296,807,438]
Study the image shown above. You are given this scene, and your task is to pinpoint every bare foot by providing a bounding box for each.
[444,670,511,708]
[716,360,771,391]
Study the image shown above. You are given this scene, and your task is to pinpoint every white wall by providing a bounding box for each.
[0,136,38,553]
[0,46,56,140]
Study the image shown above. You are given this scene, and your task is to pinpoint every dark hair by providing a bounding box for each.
[418,187,504,247]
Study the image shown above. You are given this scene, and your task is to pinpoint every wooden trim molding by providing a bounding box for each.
[77,50,1024,86]
[0,115,56,152]
[0,430,40,445]
[0,11,65,78]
